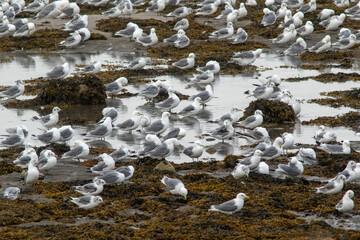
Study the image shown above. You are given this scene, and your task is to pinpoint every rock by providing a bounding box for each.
[154,161,175,173]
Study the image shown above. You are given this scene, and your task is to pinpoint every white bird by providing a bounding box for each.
[105,77,128,94]
[62,140,89,160]
[0,80,24,99]
[91,153,115,173]
[174,32,190,48]
[319,140,351,154]
[167,6,193,18]
[139,81,161,100]
[232,27,248,44]
[155,88,180,112]
[309,35,331,53]
[336,190,355,212]
[296,21,313,37]
[335,34,357,50]
[338,160,356,182]
[13,22,36,37]
[2,126,25,147]
[335,0,350,7]
[57,2,79,19]
[246,82,275,99]
[35,0,69,19]
[239,150,264,170]
[320,14,346,31]
[70,195,103,209]
[316,175,346,194]
[276,3,288,18]
[190,70,214,84]
[286,0,303,8]
[314,125,337,144]
[164,29,185,44]
[297,0,316,13]
[183,140,204,160]
[64,14,88,31]
[36,106,61,128]
[209,193,249,214]
[24,160,40,184]
[238,110,263,129]
[173,18,189,31]
[35,128,61,144]
[345,2,360,14]
[318,9,335,21]
[114,22,138,38]
[114,166,134,181]
[110,145,128,161]
[291,98,303,117]
[274,24,297,44]
[86,117,112,140]
[338,28,351,40]
[80,60,101,74]
[117,111,143,132]
[232,49,262,66]
[99,107,119,124]
[261,8,276,26]
[0,23,15,37]
[261,137,283,160]
[195,0,220,15]
[246,0,257,6]
[284,37,307,56]
[77,27,91,42]
[232,164,250,179]
[178,97,202,117]
[281,132,294,154]
[13,148,38,169]
[238,2,247,19]
[209,22,234,39]
[257,162,270,174]
[353,163,360,182]
[46,62,69,79]
[6,125,29,139]
[74,178,106,196]
[275,157,304,177]
[139,134,162,155]
[196,60,220,74]
[3,187,20,200]
[23,0,45,13]
[146,0,165,14]
[128,57,151,70]
[295,148,317,165]
[58,125,74,142]
[59,30,81,48]
[161,176,188,199]
[36,150,57,171]
[238,127,269,144]
[211,120,234,142]
[215,2,233,20]
[144,112,171,135]
[190,85,214,107]
[148,138,179,159]
[94,170,125,185]
[172,53,195,69]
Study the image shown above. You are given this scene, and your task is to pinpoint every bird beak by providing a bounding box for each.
[260,152,264,155]
[170,115,173,117]
[184,196,187,200]
[245,196,250,199]
[280,144,282,148]
[246,173,249,177]
[55,155,58,158]
[140,113,144,115]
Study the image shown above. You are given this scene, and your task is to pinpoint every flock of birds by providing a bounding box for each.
[1,0,360,214]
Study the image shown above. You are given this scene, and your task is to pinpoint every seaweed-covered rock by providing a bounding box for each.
[35,75,106,106]
[241,99,295,124]
[303,111,360,130]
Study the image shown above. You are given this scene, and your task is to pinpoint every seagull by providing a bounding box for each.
[62,140,89,160]
[215,2,233,20]
[136,27,158,47]
[295,148,317,165]
[320,14,346,31]
[13,148,38,168]
[338,28,351,40]
[167,6,193,18]
[297,0,316,13]
[239,150,264,170]
[183,140,204,160]
[318,9,335,21]
[174,32,190,48]
[276,3,288,18]
[246,0,257,5]
[70,196,103,209]
[196,60,220,74]
[144,112,171,135]
[59,30,81,48]
[77,27,91,42]
[319,140,351,154]
[316,175,346,194]
[1,126,25,147]
[140,115,152,130]
[261,137,283,160]
[281,132,294,154]
[74,178,106,196]
[337,160,356,182]
[285,0,303,8]
[345,2,360,14]
[139,134,162,155]
[86,117,112,140]
[174,18,189,31]
[0,80,24,99]
[336,190,355,212]
[87,0,110,7]
[146,0,166,14]
[209,193,249,214]
[177,97,202,117]
[335,0,350,7]
[114,22,139,38]
[114,166,134,180]
[232,49,262,66]
[274,24,297,44]
[91,153,115,174]
[172,53,195,70]
[215,106,242,124]
[99,107,119,124]
[80,60,101,74]
[232,28,248,44]
[23,0,45,13]
[128,57,151,70]
[155,88,180,112]
[275,157,304,177]
[284,37,307,56]
[0,23,16,37]
[164,29,185,44]
[13,19,29,31]
[57,2,80,19]
[13,22,36,37]
[238,127,269,144]
[232,164,250,179]
[246,81,275,99]
[190,85,213,106]
[36,150,57,171]
[161,176,188,199]
[117,111,143,133]
[64,14,88,31]
[36,106,61,128]
[335,34,357,50]
[46,62,69,79]
[265,0,282,9]
[261,8,276,26]
[6,125,29,139]
[3,187,20,200]
[94,170,125,185]
[238,110,263,129]
[211,120,234,142]
[195,0,220,15]
[105,77,128,94]
[109,145,128,161]
[34,128,61,144]
[280,11,304,28]
[190,70,214,84]
[314,126,338,144]
[148,138,179,159]
[24,160,40,184]
[309,35,331,53]
[35,0,69,19]
[139,81,161,100]
[296,21,313,37]
[209,22,234,39]
[291,98,303,117]
[237,2,248,19]
[58,125,74,142]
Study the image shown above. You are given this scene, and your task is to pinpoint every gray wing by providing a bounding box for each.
[212,126,229,137]
[83,64,95,72]
[199,5,213,13]
[196,73,210,81]
[164,34,179,43]
[242,116,256,125]
[147,2,159,11]
[157,97,175,108]
[278,163,300,176]
[220,8,232,17]
[216,28,230,36]
[262,12,276,25]
[106,82,120,92]
[276,33,284,42]
[253,85,266,96]
[98,171,119,184]
[173,58,189,68]
[339,170,350,178]
[172,7,185,15]
[78,196,92,205]
[320,180,336,191]
[2,135,21,145]
[240,156,252,165]
[299,4,310,13]
[116,166,131,178]
[15,24,29,34]
[287,43,304,54]
[110,149,126,159]
[162,128,180,140]
[91,161,107,172]
[336,199,343,209]
[37,3,56,18]
[129,59,140,68]
[37,157,48,168]
[2,85,21,97]
[145,120,164,132]
[46,66,65,78]
[220,113,231,122]
[64,146,83,157]
[138,35,152,44]
[80,183,97,193]
[68,20,86,30]
[150,143,170,157]
[60,128,73,139]
[339,38,350,46]
[141,85,158,95]
[62,8,75,17]
[40,114,51,124]
[183,146,194,156]
[179,105,195,114]
[214,199,237,212]
[200,64,215,71]
[322,144,343,153]
[164,177,181,190]
[117,119,134,129]
[27,1,41,10]
[116,26,135,36]
[234,32,247,43]
[312,41,325,51]
[62,35,77,45]
[296,26,306,34]
[234,51,254,59]
[174,19,187,28]
[38,132,54,142]
[263,146,278,158]
[252,130,264,140]
[140,141,157,154]
[15,155,31,165]
[89,125,107,136]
